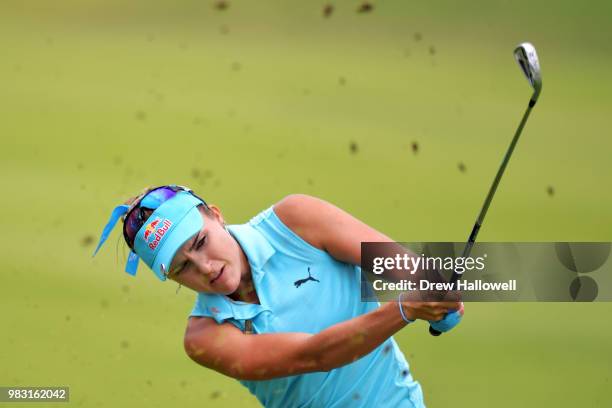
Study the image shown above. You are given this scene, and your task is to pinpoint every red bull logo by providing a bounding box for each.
[142,217,173,250]
[143,219,161,241]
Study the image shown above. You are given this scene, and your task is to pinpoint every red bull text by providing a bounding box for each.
[142,218,173,250]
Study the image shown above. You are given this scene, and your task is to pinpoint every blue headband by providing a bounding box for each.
[93,191,204,280]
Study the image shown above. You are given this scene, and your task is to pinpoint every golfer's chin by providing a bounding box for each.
[219,279,241,296]
[210,268,241,296]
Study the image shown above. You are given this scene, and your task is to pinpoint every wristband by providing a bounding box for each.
[398,293,415,324]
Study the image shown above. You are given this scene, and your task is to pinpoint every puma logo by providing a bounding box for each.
[294,267,320,288]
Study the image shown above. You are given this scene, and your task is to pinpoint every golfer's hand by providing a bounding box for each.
[428,303,464,333]
[400,301,463,323]
[403,286,464,333]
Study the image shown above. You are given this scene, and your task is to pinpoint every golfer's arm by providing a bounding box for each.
[274,194,408,266]
[184,302,407,381]
[303,301,407,370]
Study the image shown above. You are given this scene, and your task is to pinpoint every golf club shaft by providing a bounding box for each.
[428,99,535,336]
[452,99,535,282]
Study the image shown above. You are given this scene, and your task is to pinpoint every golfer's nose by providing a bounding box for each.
[185,253,214,276]
[196,262,215,277]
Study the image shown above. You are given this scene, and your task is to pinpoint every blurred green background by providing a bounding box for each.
[1,0,611,407]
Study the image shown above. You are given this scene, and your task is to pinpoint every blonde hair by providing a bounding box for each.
[123,186,156,207]
[122,186,212,224]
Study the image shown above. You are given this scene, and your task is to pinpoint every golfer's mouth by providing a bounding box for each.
[210,266,225,285]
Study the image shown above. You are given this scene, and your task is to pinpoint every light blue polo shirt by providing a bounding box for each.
[190,207,425,408]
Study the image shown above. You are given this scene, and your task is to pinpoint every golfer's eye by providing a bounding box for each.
[173,263,187,277]
[175,255,195,275]
[196,234,207,250]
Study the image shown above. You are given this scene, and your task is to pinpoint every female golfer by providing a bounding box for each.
[94,185,463,407]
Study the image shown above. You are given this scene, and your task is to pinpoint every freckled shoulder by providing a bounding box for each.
[272,194,328,251]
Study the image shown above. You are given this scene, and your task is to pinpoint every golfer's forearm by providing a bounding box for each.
[304,302,407,371]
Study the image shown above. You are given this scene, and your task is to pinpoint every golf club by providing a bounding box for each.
[428,42,543,336]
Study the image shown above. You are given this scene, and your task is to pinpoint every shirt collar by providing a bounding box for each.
[226,223,275,279]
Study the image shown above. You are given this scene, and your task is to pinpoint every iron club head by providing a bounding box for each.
[514,42,542,104]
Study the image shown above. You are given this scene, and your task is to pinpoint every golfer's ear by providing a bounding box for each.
[206,204,225,225]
